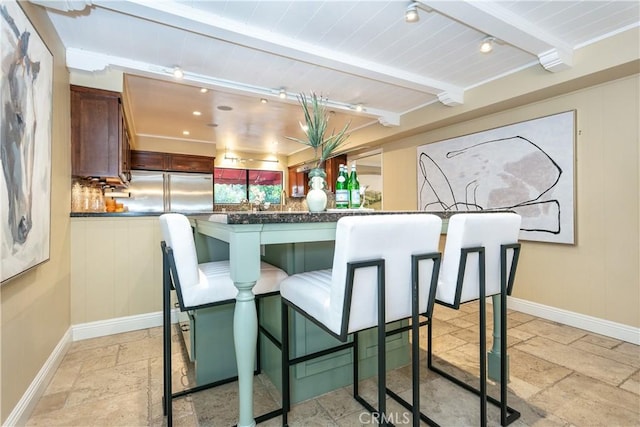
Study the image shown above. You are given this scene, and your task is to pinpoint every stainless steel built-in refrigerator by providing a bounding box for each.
[126,170,214,213]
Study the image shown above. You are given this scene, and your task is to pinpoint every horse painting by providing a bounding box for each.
[1,2,52,282]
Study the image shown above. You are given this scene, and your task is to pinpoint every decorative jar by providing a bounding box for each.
[306,168,327,212]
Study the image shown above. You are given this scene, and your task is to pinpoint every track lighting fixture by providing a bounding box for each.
[279,89,287,99]
[224,153,279,164]
[480,36,495,53]
[405,2,419,23]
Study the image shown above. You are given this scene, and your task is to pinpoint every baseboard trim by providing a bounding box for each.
[71,310,178,341]
[3,328,72,427]
[508,297,640,345]
[4,311,179,426]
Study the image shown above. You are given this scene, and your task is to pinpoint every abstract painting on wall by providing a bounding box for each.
[1,1,53,283]
[417,111,575,244]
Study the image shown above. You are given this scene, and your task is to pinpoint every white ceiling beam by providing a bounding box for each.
[82,0,462,107]
[29,0,93,12]
[420,1,573,72]
[65,48,401,126]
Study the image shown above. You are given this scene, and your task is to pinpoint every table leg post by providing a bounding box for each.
[488,294,509,383]
[234,281,258,427]
[228,226,262,427]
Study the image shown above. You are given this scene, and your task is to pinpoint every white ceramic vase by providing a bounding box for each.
[306,168,327,212]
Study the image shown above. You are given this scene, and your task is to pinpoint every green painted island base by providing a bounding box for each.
[261,241,411,403]
[260,295,410,404]
[188,233,509,405]
[189,296,508,401]
[187,238,411,403]
[188,294,410,404]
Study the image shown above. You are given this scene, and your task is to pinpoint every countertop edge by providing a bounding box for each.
[70,211,214,218]
[201,210,459,225]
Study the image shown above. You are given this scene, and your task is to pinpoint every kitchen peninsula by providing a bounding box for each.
[191,210,455,427]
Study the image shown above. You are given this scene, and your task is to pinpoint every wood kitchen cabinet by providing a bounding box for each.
[130,150,214,173]
[168,153,214,173]
[288,154,347,197]
[71,85,130,184]
[130,150,167,171]
[288,167,307,198]
[324,154,347,193]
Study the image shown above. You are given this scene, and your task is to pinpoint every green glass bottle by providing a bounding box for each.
[348,162,360,208]
[335,164,349,209]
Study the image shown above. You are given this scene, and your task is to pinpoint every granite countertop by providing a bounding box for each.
[70,211,215,218]
[206,210,456,225]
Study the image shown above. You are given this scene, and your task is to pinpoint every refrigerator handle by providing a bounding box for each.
[164,174,170,212]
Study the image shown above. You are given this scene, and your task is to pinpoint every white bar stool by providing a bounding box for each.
[159,213,288,426]
[279,214,442,426]
[428,212,522,427]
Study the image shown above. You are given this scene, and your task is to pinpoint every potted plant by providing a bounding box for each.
[286,92,351,211]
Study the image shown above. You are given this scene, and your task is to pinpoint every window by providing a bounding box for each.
[213,168,247,203]
[248,170,283,204]
[214,168,283,204]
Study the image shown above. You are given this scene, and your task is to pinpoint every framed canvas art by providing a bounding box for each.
[1,1,53,283]
[417,111,576,244]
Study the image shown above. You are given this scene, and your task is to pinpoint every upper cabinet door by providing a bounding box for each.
[168,154,214,173]
[71,85,128,183]
[324,155,347,193]
[130,150,215,173]
[130,150,167,171]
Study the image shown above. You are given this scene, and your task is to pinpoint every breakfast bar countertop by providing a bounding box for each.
[207,210,456,225]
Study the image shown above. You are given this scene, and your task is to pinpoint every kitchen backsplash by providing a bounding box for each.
[214,193,337,212]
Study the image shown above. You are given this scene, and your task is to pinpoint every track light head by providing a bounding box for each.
[480,36,495,53]
[405,2,419,23]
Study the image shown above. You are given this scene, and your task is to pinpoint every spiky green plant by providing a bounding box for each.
[285,92,351,169]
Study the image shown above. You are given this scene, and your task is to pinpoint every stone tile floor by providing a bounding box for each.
[26,302,639,426]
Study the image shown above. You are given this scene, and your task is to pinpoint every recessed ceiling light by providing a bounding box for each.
[279,89,287,99]
[355,104,364,112]
[173,67,184,79]
[200,88,208,93]
[260,98,268,104]
[182,130,190,135]
[192,111,202,116]
[217,105,233,111]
